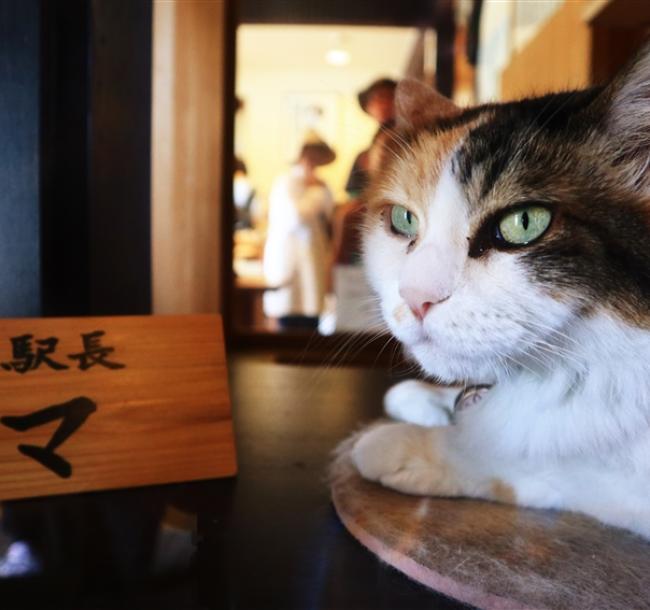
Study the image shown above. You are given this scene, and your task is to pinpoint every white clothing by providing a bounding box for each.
[263,165,333,318]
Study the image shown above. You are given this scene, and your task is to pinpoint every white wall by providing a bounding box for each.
[237,68,378,203]
[236,25,419,204]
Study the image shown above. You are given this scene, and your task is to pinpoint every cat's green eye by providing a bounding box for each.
[497,205,552,246]
[390,205,419,239]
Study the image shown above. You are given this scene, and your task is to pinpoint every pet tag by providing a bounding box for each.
[454,385,491,412]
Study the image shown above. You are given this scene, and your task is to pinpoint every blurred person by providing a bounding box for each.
[233,157,259,229]
[345,78,397,198]
[263,131,336,330]
[233,97,261,230]
[322,121,397,335]
[333,121,396,267]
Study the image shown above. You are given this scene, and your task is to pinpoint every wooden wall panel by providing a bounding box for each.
[89,0,153,316]
[3,0,152,318]
[501,2,592,100]
[501,0,650,101]
[591,26,649,84]
[40,0,91,317]
[41,0,152,318]
[587,0,650,85]
[151,1,228,315]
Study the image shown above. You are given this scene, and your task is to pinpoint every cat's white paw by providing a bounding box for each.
[384,380,456,426]
[351,422,458,496]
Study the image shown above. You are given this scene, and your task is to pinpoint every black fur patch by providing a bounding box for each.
[450,87,650,322]
[455,88,603,197]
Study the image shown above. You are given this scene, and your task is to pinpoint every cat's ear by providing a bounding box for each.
[601,43,650,190]
[395,79,461,131]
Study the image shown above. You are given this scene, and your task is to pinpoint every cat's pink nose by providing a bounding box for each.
[399,287,450,320]
[398,243,456,321]
[410,301,432,321]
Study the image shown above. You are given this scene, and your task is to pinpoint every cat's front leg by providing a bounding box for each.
[351,422,492,499]
[384,380,457,427]
[351,422,650,538]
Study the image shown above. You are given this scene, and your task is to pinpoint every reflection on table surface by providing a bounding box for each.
[0,353,470,610]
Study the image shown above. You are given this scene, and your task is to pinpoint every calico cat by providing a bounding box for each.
[352,43,650,538]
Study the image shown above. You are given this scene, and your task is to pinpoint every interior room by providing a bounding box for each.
[1,0,650,608]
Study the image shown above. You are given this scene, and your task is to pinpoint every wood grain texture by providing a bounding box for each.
[0,314,236,500]
[585,0,650,28]
[89,0,152,315]
[501,2,592,99]
[151,0,226,314]
[331,430,650,610]
[501,0,650,101]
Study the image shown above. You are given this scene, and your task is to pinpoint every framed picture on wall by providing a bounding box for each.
[284,91,341,162]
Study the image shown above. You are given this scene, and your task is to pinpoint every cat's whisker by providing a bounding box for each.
[388,335,405,374]
[506,323,584,372]
[499,349,541,378]
[376,140,409,167]
[381,124,415,158]
[518,316,582,348]
[373,333,398,368]
[318,330,366,374]
[527,336,585,369]
[344,329,396,365]
[511,318,582,356]
[482,334,545,377]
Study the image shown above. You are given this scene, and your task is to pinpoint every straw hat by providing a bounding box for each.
[298,129,336,166]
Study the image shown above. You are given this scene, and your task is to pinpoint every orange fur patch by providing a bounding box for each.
[490,479,516,505]
[393,304,409,323]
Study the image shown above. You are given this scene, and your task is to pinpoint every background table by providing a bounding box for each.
[0,353,471,609]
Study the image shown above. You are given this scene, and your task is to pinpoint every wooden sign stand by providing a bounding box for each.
[0,314,236,500]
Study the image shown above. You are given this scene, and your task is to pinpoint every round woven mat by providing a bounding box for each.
[330,431,650,610]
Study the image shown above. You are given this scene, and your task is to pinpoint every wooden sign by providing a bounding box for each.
[0,314,236,500]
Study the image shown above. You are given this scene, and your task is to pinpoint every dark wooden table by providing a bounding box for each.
[0,354,470,610]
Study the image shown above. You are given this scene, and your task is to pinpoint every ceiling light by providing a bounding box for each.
[325,48,350,66]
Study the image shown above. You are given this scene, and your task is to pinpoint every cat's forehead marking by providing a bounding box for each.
[374,89,601,217]
[370,121,483,213]
[452,88,605,220]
